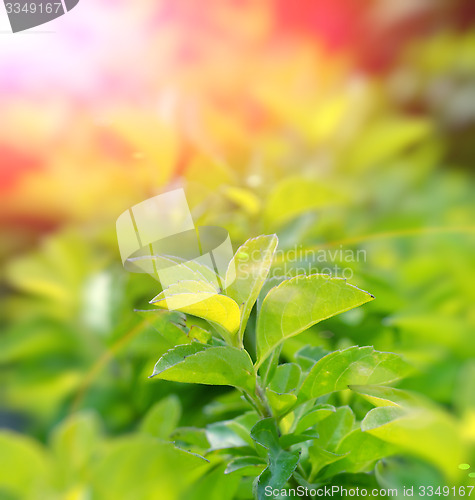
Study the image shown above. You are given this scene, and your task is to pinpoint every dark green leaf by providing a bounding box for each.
[279,430,319,449]
[250,419,300,500]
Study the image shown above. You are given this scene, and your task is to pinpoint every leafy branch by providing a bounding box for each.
[144,234,411,499]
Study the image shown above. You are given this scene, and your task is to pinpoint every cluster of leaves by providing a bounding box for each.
[136,234,417,498]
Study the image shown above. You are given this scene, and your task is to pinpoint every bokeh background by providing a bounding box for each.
[1,0,475,498]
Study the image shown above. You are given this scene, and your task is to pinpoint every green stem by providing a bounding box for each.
[241,381,273,419]
[297,463,307,479]
[242,391,261,414]
[255,383,273,418]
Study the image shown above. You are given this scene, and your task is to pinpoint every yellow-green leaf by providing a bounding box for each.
[151,281,241,336]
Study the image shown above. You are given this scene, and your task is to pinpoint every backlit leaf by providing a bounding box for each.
[151,281,241,336]
[256,275,374,365]
[299,346,411,402]
[362,406,465,480]
[225,235,278,341]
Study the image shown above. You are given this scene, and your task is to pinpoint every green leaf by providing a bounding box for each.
[135,309,190,348]
[362,406,407,430]
[203,391,251,419]
[250,418,281,451]
[362,406,465,480]
[337,429,396,471]
[171,427,210,451]
[264,177,341,228]
[299,346,411,402]
[140,395,181,439]
[187,325,212,343]
[151,281,241,337]
[349,385,425,408]
[50,411,102,486]
[206,412,260,451]
[91,435,208,500]
[346,117,432,171]
[258,345,282,388]
[254,452,300,498]
[150,344,256,391]
[279,430,319,449]
[224,456,267,475]
[269,363,301,394]
[256,275,374,365]
[320,429,396,479]
[0,431,50,499]
[375,456,444,493]
[206,421,250,451]
[266,389,297,415]
[5,232,97,318]
[308,445,347,481]
[256,276,287,314]
[183,463,241,500]
[250,419,300,500]
[294,405,336,434]
[315,406,355,452]
[294,346,329,373]
[225,235,278,342]
[226,412,261,447]
[265,363,302,415]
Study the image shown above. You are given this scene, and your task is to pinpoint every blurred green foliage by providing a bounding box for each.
[1,4,475,499]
